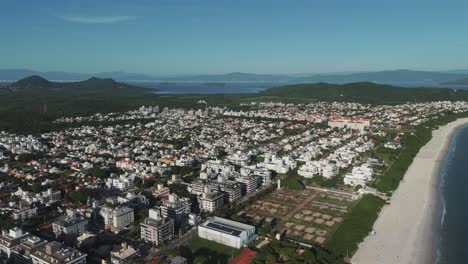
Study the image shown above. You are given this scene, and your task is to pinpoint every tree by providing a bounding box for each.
[193,255,207,264]
[31,183,43,193]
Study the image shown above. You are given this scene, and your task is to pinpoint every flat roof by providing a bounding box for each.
[203,221,244,237]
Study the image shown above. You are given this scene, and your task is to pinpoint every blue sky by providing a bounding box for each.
[0,0,467,75]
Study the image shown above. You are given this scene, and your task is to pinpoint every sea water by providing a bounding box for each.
[436,124,468,263]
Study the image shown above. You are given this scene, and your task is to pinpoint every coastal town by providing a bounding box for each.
[0,100,467,264]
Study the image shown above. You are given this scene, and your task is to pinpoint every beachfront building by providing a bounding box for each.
[384,141,402,149]
[198,217,256,249]
[344,164,374,187]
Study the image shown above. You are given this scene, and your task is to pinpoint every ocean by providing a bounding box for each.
[131,82,284,94]
[436,124,468,263]
[127,81,468,94]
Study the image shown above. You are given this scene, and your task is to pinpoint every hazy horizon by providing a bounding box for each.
[1,68,468,78]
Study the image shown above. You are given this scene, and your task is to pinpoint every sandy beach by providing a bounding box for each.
[352,118,468,264]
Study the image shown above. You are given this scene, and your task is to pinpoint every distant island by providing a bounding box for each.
[159,82,177,85]
[3,75,145,92]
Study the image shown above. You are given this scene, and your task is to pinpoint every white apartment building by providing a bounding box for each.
[30,241,87,264]
[140,208,174,246]
[322,163,339,178]
[11,235,47,264]
[106,174,135,190]
[226,151,250,166]
[240,166,272,186]
[200,160,235,180]
[297,162,319,178]
[328,117,370,132]
[0,228,30,258]
[13,188,61,206]
[235,175,261,195]
[260,153,297,174]
[298,160,339,179]
[344,164,374,187]
[52,209,87,237]
[160,193,191,223]
[100,206,134,232]
[198,187,225,213]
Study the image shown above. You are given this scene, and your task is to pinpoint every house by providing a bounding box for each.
[110,242,137,264]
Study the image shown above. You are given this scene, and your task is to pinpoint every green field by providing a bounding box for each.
[188,237,241,264]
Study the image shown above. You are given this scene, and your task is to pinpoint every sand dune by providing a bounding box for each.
[352,118,468,264]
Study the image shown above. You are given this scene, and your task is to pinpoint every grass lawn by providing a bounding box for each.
[189,237,241,264]
[324,194,385,258]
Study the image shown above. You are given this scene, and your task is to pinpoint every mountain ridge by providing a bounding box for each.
[1,69,468,84]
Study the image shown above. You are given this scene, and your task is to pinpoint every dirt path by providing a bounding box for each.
[278,189,320,224]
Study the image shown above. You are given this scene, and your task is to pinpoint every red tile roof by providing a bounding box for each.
[149,257,162,264]
[228,248,258,264]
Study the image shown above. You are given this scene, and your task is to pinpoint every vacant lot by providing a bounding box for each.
[239,187,357,245]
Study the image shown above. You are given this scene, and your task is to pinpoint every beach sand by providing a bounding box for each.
[352,118,468,264]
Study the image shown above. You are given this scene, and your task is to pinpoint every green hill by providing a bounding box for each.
[261,82,468,104]
[0,76,157,134]
[6,75,141,92]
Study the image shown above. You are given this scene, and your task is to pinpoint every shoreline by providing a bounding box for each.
[352,117,468,264]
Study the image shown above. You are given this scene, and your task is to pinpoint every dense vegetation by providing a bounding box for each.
[261,82,468,104]
[280,171,306,190]
[253,240,345,264]
[324,194,385,258]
